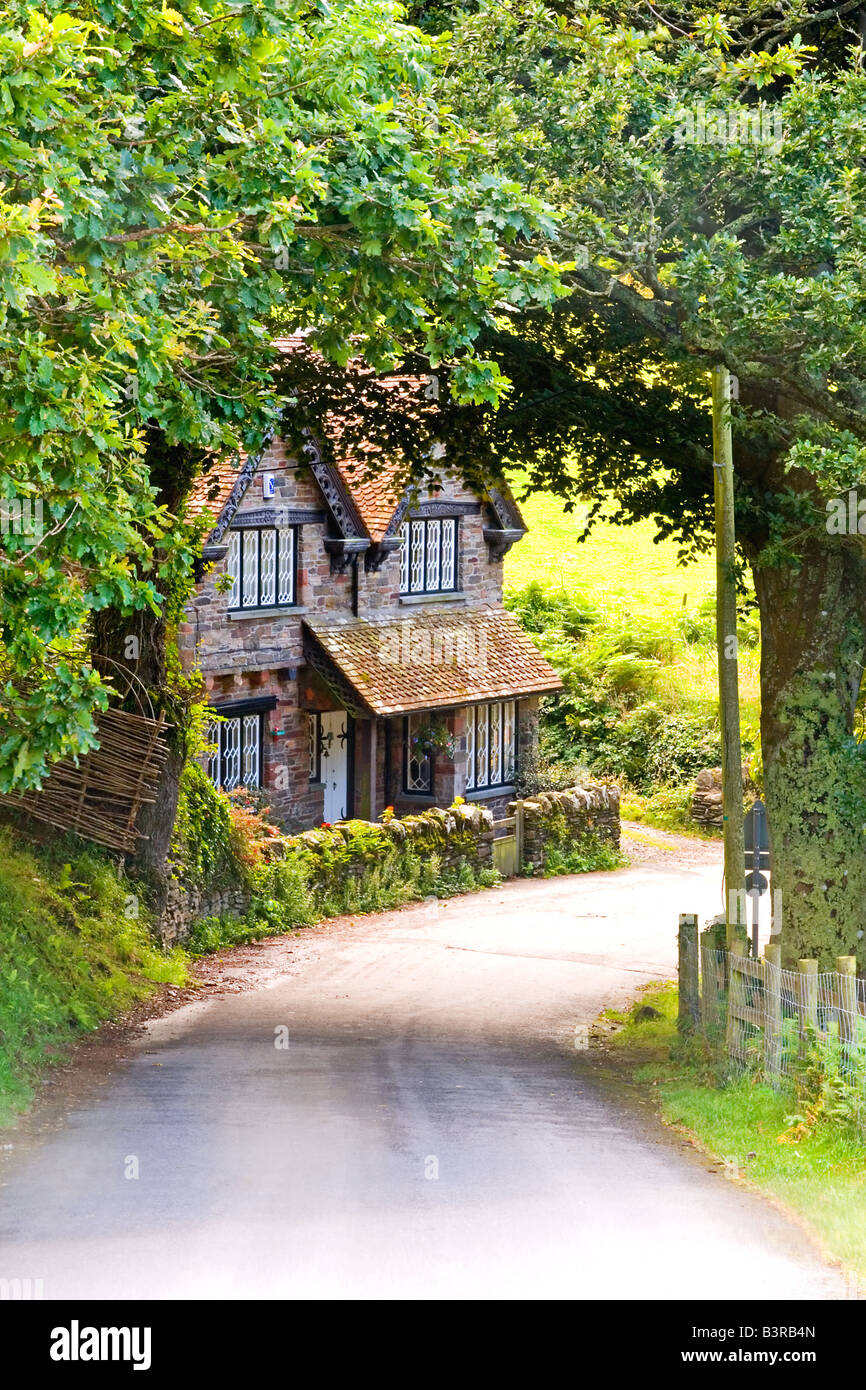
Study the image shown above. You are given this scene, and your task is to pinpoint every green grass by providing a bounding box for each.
[621,785,722,837]
[603,983,866,1287]
[0,827,186,1123]
[505,488,718,617]
[537,832,627,876]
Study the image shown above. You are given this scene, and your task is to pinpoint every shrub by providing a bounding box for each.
[507,578,758,797]
[540,832,626,877]
[620,783,708,836]
[172,762,238,888]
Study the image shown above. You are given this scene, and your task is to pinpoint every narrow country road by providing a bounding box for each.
[0,828,851,1299]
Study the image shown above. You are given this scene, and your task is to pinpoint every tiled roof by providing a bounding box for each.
[335,457,408,542]
[276,337,420,540]
[303,608,562,716]
[186,457,249,524]
[185,340,525,542]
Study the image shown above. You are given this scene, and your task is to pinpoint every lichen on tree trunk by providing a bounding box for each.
[754,537,866,968]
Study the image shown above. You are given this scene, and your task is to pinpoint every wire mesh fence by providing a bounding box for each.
[688,930,866,1114]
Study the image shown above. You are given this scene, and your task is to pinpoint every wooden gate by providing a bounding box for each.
[492,803,524,878]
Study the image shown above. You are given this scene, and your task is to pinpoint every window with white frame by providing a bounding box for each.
[225,526,297,610]
[399,517,458,594]
[464,701,517,791]
[404,714,434,794]
[206,713,262,790]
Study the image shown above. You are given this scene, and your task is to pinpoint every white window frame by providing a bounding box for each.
[206,713,263,791]
[464,701,517,792]
[399,517,458,595]
[226,525,297,610]
[404,714,434,795]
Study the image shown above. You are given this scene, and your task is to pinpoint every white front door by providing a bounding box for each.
[320,710,349,822]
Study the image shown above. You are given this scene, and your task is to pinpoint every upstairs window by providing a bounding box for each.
[226,526,297,610]
[465,701,517,792]
[400,517,458,595]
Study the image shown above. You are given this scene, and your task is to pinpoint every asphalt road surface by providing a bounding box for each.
[0,830,852,1299]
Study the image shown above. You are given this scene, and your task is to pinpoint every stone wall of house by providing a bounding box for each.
[180,438,508,687]
[179,438,515,830]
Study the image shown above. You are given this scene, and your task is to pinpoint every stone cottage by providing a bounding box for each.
[180,340,562,830]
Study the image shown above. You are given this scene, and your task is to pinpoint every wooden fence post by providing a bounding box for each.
[763,942,781,1076]
[797,958,819,1058]
[836,955,857,1073]
[726,938,745,1057]
[678,913,699,1031]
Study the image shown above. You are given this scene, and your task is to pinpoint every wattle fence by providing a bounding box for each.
[677,913,866,1092]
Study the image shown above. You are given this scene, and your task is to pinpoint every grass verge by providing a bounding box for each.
[620,786,722,838]
[597,981,866,1289]
[0,827,186,1124]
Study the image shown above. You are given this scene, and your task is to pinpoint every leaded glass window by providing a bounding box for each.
[226,526,298,609]
[464,702,518,792]
[206,713,263,790]
[400,517,459,594]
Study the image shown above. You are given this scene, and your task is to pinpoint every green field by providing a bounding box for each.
[505,490,718,620]
[504,482,760,737]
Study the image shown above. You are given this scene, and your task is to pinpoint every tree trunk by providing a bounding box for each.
[754,536,866,968]
[91,431,205,898]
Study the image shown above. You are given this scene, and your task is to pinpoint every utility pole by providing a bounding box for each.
[711,366,746,944]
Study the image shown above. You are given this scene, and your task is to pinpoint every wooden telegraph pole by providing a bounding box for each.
[711,366,746,944]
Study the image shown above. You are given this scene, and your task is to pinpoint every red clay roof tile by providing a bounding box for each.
[303,608,562,715]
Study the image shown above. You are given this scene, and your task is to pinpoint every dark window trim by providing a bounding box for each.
[406,500,480,518]
[208,709,265,791]
[400,516,460,596]
[210,695,277,718]
[402,714,435,796]
[228,523,300,611]
[231,507,324,528]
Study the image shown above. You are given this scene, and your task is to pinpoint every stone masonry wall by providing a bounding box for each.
[180,439,508,684]
[690,765,755,830]
[517,783,621,872]
[158,782,621,943]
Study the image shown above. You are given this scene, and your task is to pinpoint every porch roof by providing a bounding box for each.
[302,608,563,717]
